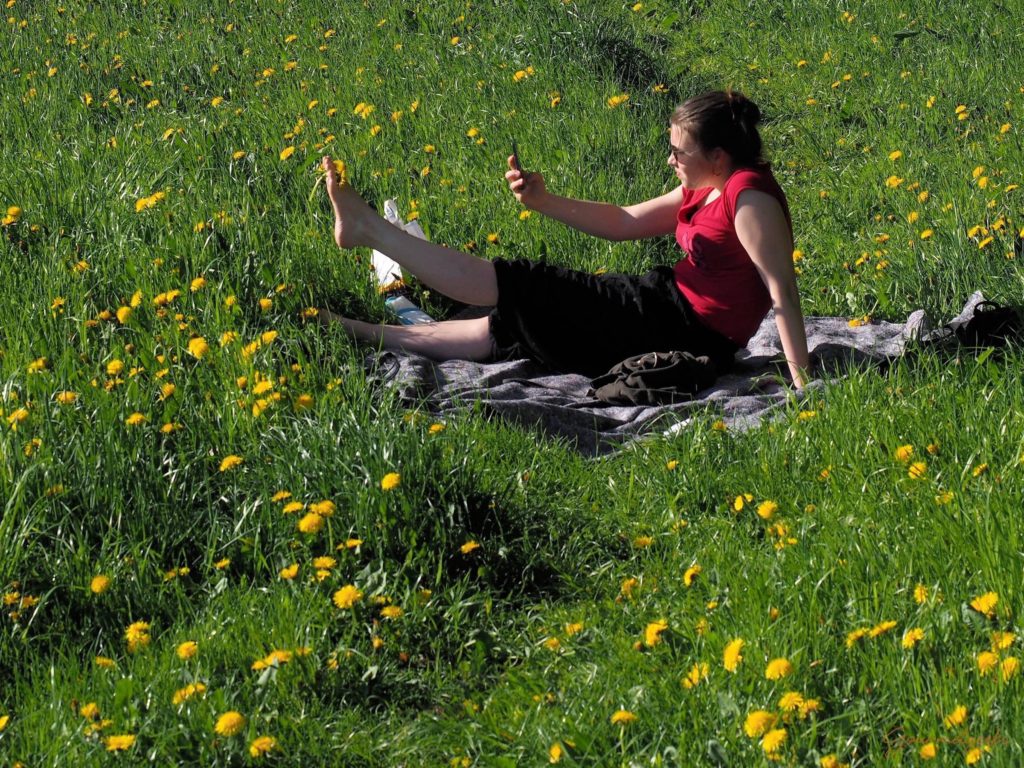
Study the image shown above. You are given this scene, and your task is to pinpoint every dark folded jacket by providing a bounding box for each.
[589,350,719,406]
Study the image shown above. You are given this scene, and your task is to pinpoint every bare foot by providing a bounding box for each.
[322,156,376,249]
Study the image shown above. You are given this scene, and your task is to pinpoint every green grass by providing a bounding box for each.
[2,0,1024,765]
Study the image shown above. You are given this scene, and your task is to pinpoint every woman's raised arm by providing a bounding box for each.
[506,156,682,242]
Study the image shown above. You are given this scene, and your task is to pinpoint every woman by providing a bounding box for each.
[319,90,809,388]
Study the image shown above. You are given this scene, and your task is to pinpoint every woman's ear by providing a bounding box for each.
[713,147,733,175]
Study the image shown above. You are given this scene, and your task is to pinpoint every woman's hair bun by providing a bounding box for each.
[727,91,761,131]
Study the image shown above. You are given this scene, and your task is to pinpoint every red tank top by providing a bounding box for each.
[673,167,792,345]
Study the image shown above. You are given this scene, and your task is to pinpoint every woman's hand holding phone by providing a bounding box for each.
[505,147,546,209]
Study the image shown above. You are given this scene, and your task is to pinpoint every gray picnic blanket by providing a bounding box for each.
[367,293,986,455]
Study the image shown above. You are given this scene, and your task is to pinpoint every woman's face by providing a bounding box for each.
[667,125,717,189]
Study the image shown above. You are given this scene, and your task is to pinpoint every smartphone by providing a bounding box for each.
[511,140,522,173]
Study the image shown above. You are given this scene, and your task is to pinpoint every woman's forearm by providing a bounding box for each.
[531,193,635,241]
[773,301,810,389]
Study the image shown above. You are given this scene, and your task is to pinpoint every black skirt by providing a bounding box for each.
[487,258,740,377]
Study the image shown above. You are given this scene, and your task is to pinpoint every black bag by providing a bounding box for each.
[590,350,719,406]
[954,300,1020,348]
[924,300,1021,352]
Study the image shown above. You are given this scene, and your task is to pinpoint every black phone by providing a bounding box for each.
[511,140,522,172]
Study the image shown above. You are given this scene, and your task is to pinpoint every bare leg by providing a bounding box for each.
[322,157,498,306]
[320,311,494,361]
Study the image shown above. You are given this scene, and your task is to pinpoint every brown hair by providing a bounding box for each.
[670,90,766,168]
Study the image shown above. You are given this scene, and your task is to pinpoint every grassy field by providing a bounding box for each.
[2,0,1024,765]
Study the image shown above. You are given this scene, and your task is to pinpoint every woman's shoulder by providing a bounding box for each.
[725,165,782,193]
[720,166,791,233]
[722,166,788,216]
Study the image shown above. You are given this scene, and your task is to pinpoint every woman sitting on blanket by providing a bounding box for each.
[318,90,810,388]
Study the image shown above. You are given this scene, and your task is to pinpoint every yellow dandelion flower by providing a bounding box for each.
[124,621,151,653]
[743,710,777,738]
[820,755,849,768]
[333,584,363,609]
[105,734,136,752]
[943,704,967,729]
[606,93,630,108]
[991,631,1015,651]
[381,605,404,619]
[187,337,210,360]
[845,627,869,648]
[778,691,804,711]
[279,146,295,161]
[800,699,824,718]
[761,727,787,755]
[125,412,146,426]
[219,455,243,472]
[970,591,998,618]
[643,619,669,648]
[977,650,999,676]
[380,472,401,491]
[907,461,927,479]
[91,574,111,594]
[682,662,709,689]
[869,620,897,638]
[765,657,793,680]
[297,512,324,534]
[756,500,778,519]
[919,742,937,759]
[732,493,753,511]
[620,577,639,599]
[902,627,924,648]
[249,735,277,758]
[176,641,198,660]
[610,709,636,725]
[548,741,564,763]
[723,638,745,672]
[894,444,914,462]
[460,540,480,554]
[279,563,299,580]
[683,564,701,587]
[95,656,116,669]
[308,500,335,517]
[214,711,246,737]
[1001,656,1020,681]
